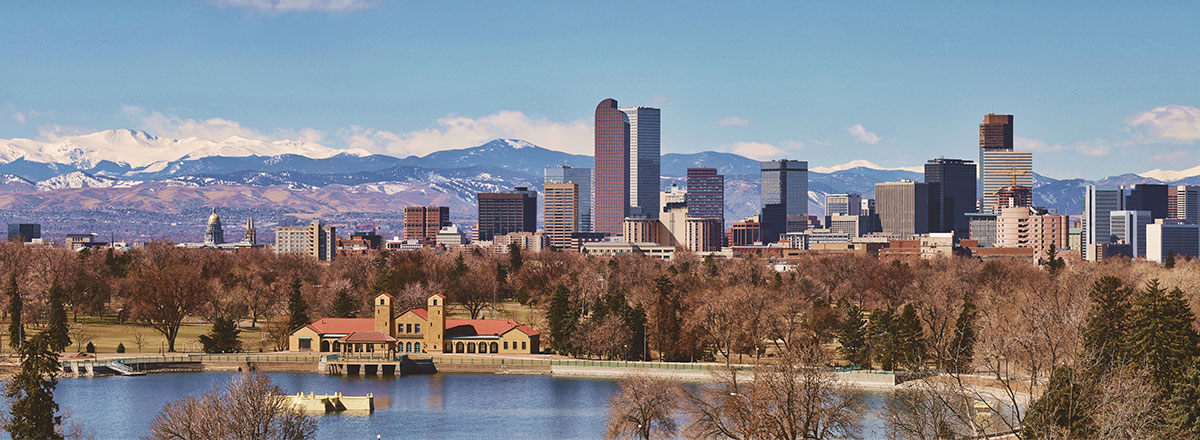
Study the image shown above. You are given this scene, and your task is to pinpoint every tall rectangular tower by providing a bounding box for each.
[685,168,724,225]
[760,159,809,233]
[545,165,592,232]
[925,158,977,237]
[477,187,537,242]
[1110,210,1152,258]
[1084,185,1125,261]
[622,106,661,219]
[825,194,862,216]
[1125,184,1169,220]
[593,99,630,235]
[875,180,929,236]
[1176,185,1200,224]
[978,113,1015,211]
[543,182,579,250]
[980,150,1033,213]
[404,206,450,242]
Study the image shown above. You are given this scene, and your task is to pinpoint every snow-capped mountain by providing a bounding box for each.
[35,171,142,191]
[0,129,369,169]
[811,159,924,174]
[1140,165,1200,182]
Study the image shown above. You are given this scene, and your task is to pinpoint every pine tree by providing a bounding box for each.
[331,288,358,318]
[867,308,896,371]
[286,278,310,332]
[649,275,685,361]
[546,284,577,354]
[199,317,243,353]
[45,282,70,352]
[895,304,925,370]
[6,273,22,351]
[1081,276,1132,375]
[3,331,63,440]
[507,244,523,272]
[1166,360,1200,437]
[1040,243,1066,275]
[838,305,869,368]
[947,294,977,374]
[1124,280,1200,390]
[1022,366,1092,438]
[1166,250,1177,269]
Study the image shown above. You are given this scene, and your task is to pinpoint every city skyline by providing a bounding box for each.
[2,3,1199,179]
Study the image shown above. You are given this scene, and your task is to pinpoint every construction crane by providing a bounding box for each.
[994,165,1030,194]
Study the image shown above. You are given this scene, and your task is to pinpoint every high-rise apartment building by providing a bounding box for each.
[925,158,976,238]
[1125,184,1169,220]
[1084,185,1125,261]
[684,217,723,252]
[543,182,579,250]
[980,150,1033,213]
[593,98,631,235]
[622,106,661,219]
[1175,185,1200,224]
[275,221,336,261]
[876,180,930,236]
[404,206,450,242]
[623,217,664,245]
[761,159,808,234]
[996,207,1069,260]
[686,168,724,225]
[825,194,862,216]
[544,165,592,232]
[1110,210,1152,258]
[477,187,537,242]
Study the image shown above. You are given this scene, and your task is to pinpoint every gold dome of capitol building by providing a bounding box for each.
[204,207,224,246]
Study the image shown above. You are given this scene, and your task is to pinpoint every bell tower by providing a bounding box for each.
[425,293,446,352]
[374,293,394,336]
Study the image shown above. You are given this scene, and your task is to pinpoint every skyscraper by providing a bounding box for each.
[760,159,808,234]
[977,113,1022,213]
[545,165,592,232]
[1084,185,1125,261]
[924,158,976,238]
[543,182,579,250]
[404,206,450,242]
[685,168,724,225]
[593,98,630,235]
[980,150,1033,213]
[875,180,929,236]
[622,106,661,219]
[1110,210,1152,258]
[477,187,537,242]
[979,113,1014,151]
[1175,185,1200,224]
[1125,184,1169,220]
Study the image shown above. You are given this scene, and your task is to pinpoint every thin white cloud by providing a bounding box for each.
[846,123,881,144]
[1127,105,1200,141]
[11,110,39,124]
[716,116,752,127]
[122,106,326,143]
[213,0,378,14]
[710,141,787,161]
[646,96,671,106]
[1014,136,1064,153]
[342,110,592,157]
[1016,135,1111,157]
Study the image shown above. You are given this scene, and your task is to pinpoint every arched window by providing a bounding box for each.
[467,342,476,353]
[405,342,412,353]
[333,341,340,352]
[414,342,421,352]
[478,343,487,354]
[455,342,464,353]
[320,341,330,352]
[490,342,499,353]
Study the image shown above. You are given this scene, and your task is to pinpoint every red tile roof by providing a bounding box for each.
[338,331,397,343]
[404,308,429,320]
[446,319,540,337]
[305,318,374,335]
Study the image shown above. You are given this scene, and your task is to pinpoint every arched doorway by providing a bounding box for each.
[320,340,330,352]
[332,341,340,352]
[490,342,499,353]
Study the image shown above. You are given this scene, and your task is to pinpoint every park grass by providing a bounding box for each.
[1,315,269,355]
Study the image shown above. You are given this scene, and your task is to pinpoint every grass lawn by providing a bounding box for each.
[2,315,269,355]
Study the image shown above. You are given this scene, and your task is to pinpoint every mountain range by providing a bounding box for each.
[3,130,1200,240]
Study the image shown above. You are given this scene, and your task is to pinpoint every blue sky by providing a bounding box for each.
[2,1,1199,179]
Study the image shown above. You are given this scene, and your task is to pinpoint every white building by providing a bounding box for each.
[980,150,1033,214]
[1146,221,1200,262]
[1109,210,1151,258]
[435,225,468,247]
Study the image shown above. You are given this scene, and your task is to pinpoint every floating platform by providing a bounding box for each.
[282,392,374,412]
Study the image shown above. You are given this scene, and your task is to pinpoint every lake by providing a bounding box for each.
[45,372,889,439]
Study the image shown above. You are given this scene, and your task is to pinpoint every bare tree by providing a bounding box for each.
[148,371,317,440]
[605,375,681,440]
[132,331,148,353]
[123,244,211,352]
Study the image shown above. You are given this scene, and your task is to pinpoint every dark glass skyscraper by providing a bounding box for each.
[924,158,976,238]
[685,168,724,224]
[593,98,630,235]
[760,159,808,233]
[477,187,537,241]
[1125,183,1169,220]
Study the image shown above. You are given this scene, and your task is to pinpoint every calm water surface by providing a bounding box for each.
[44,372,888,439]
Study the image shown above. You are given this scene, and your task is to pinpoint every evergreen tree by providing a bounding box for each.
[1124,280,1200,390]
[199,317,243,353]
[3,331,63,440]
[1040,243,1066,275]
[947,294,977,374]
[6,273,22,351]
[702,254,718,278]
[331,288,358,318]
[1022,366,1092,439]
[546,284,578,354]
[286,278,310,332]
[1166,250,1177,269]
[507,244,523,272]
[895,304,925,370]
[1167,360,1200,438]
[649,275,685,361]
[45,282,70,352]
[1081,276,1132,375]
[625,305,648,361]
[867,308,896,370]
[837,304,869,368]
[450,253,468,280]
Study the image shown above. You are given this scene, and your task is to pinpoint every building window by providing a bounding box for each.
[406,323,412,333]
[521,341,527,350]
[503,341,508,350]
[414,342,421,352]
[398,323,403,334]
[415,324,421,334]
[298,338,311,350]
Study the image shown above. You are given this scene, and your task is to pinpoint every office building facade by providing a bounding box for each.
[404,206,450,242]
[593,98,631,235]
[1146,222,1200,262]
[980,150,1033,213]
[6,223,40,242]
[925,158,976,237]
[275,221,336,261]
[996,207,1069,260]
[978,113,1014,208]
[1110,210,1152,258]
[1175,185,1200,224]
[825,193,862,216]
[876,180,930,236]
[684,217,723,252]
[1125,184,1169,220]
[1084,185,1125,261]
[622,106,661,219]
[685,168,724,225]
[544,165,592,232]
[761,159,809,233]
[477,187,537,242]
[543,182,579,250]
